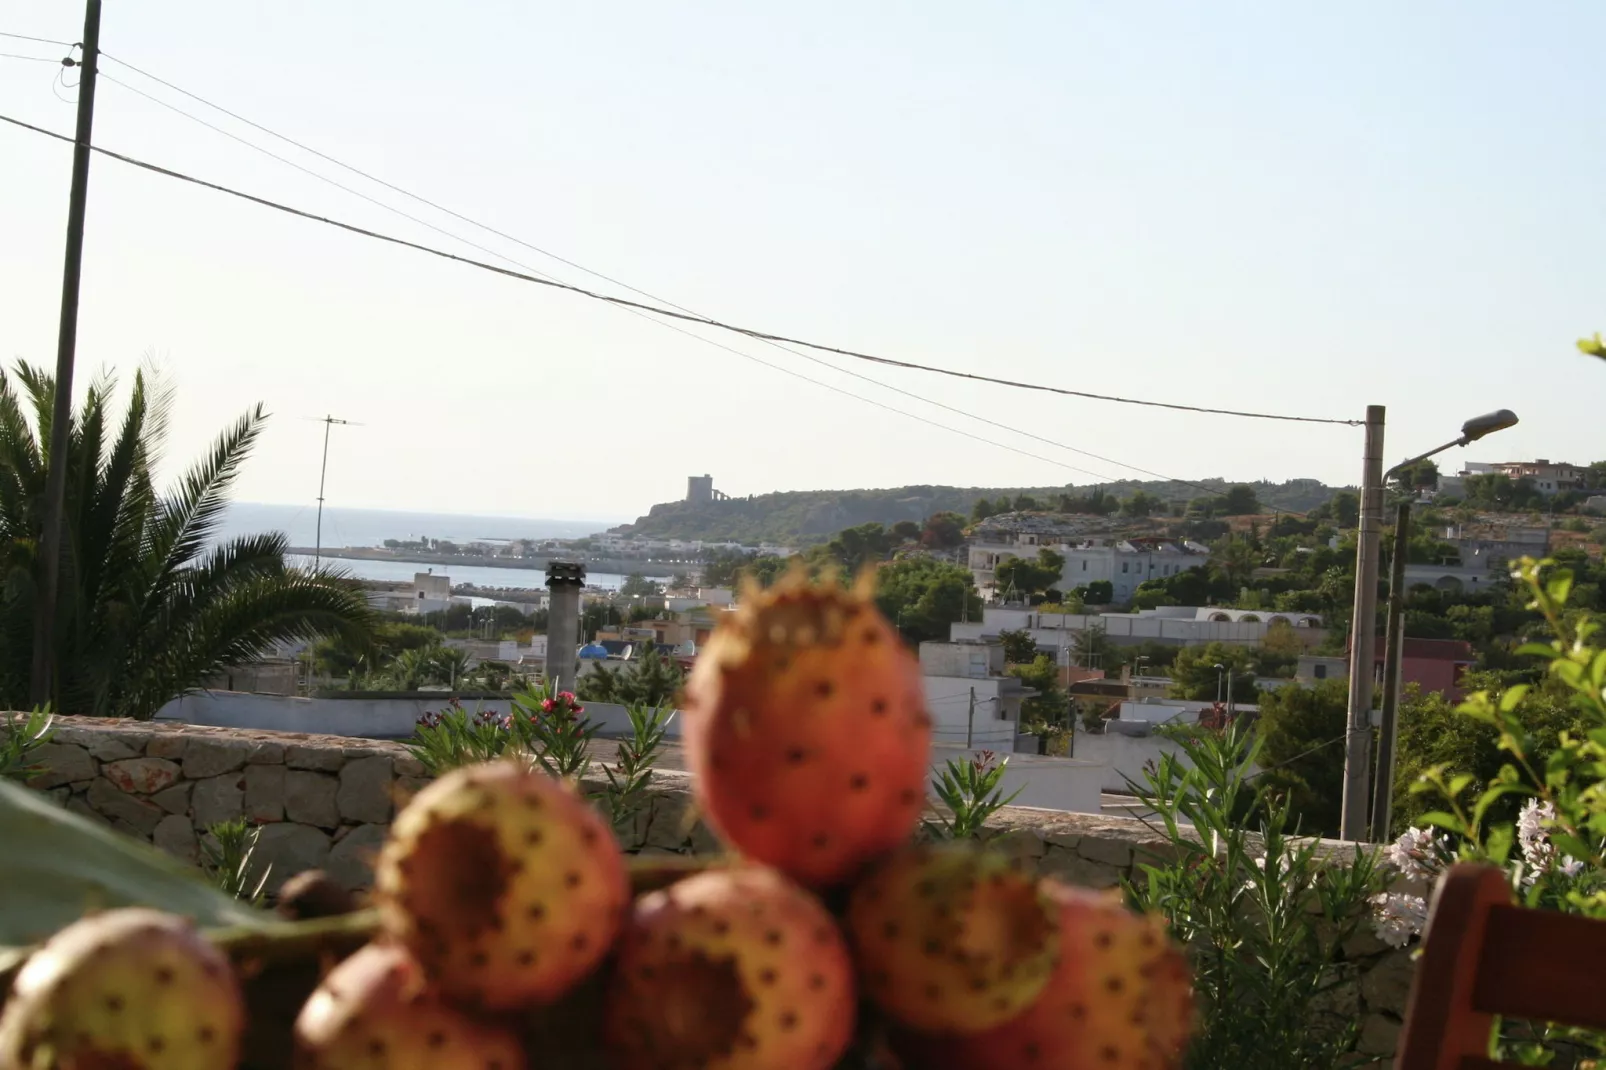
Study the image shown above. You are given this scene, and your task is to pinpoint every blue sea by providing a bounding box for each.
[220,503,662,591]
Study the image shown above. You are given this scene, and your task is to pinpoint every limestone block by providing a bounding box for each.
[337,756,393,824]
[1359,949,1416,1015]
[152,782,193,815]
[285,744,345,772]
[153,814,198,863]
[191,772,246,829]
[393,756,428,778]
[1036,849,1122,889]
[244,764,287,823]
[85,777,165,835]
[29,743,97,789]
[253,823,332,894]
[284,770,340,829]
[101,756,181,795]
[1076,835,1136,869]
[393,776,431,811]
[80,731,147,762]
[326,824,388,890]
[1357,1012,1402,1056]
[182,737,251,779]
[145,735,188,759]
[247,740,286,765]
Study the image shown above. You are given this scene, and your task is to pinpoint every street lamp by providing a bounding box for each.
[1213,662,1226,705]
[1365,409,1519,842]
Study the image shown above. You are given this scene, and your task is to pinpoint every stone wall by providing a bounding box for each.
[23,716,1411,1058]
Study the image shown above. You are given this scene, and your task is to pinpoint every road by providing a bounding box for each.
[581,738,1147,817]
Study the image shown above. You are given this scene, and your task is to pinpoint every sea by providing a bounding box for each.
[219,503,663,592]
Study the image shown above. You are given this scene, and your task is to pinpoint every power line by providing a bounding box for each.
[0,51,65,64]
[81,65,1347,510]
[78,57,1363,430]
[0,30,72,47]
[103,69,1211,489]
[3,105,1122,483]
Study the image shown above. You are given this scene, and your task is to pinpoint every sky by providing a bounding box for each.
[1,3,1601,524]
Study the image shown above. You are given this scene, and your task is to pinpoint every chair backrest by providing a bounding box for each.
[1396,863,1606,1069]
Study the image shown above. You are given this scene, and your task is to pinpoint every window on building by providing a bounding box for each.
[1314,664,1327,679]
[1082,561,1088,571]
[1122,562,1128,573]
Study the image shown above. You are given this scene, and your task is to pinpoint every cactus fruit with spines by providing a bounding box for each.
[293,942,525,1069]
[603,866,857,1070]
[846,844,1060,1034]
[374,760,630,1011]
[681,568,932,888]
[0,907,245,1070]
[919,883,1195,1069]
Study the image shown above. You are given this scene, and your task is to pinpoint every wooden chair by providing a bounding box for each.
[1396,863,1606,1068]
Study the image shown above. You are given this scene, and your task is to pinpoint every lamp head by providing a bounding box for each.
[1460,409,1519,444]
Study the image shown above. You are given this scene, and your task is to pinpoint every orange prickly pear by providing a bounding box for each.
[845,844,1060,1034]
[293,943,525,1069]
[681,569,931,887]
[0,907,245,1070]
[918,882,1194,1069]
[603,866,856,1070]
[374,760,630,1011]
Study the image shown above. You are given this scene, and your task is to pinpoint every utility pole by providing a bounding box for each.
[30,0,103,706]
[966,687,975,749]
[1339,404,1387,841]
[1371,501,1411,842]
[313,415,354,569]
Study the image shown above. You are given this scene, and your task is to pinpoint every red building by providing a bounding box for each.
[1373,637,1476,700]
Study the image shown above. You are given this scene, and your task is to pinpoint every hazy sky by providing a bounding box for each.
[1,3,1600,523]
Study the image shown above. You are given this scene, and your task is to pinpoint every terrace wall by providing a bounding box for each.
[25,716,1413,1058]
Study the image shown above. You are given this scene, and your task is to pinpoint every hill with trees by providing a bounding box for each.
[609,477,1343,545]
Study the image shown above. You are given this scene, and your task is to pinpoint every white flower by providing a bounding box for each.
[1517,798,1557,866]
[1370,892,1428,948]
[1558,856,1585,879]
[1384,827,1448,881]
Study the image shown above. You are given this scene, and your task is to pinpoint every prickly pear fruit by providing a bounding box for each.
[294,943,526,1069]
[0,907,244,1070]
[374,760,629,1011]
[925,882,1194,1069]
[604,865,856,1070]
[845,844,1059,1034]
[681,570,931,887]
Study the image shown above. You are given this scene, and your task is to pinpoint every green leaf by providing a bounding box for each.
[1513,642,1561,661]
[1498,685,1531,714]
[0,777,273,949]
[1417,810,1467,835]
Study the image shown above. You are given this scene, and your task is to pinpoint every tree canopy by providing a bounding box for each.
[873,558,982,645]
[0,362,373,719]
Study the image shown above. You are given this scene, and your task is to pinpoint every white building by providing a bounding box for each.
[918,641,1035,750]
[948,606,1323,655]
[968,535,1209,603]
[409,571,451,615]
[1057,540,1211,603]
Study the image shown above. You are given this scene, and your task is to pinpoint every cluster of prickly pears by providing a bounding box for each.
[0,570,1193,1069]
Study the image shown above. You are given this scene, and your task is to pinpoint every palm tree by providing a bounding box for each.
[0,362,373,720]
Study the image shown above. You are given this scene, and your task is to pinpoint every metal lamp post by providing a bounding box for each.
[1367,408,1518,842]
[1213,662,1226,705]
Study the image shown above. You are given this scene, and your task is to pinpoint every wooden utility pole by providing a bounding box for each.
[31,0,103,706]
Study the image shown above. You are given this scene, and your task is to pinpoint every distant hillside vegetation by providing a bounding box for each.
[610,478,1343,545]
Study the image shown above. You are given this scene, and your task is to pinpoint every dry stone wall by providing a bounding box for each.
[24,716,1412,1058]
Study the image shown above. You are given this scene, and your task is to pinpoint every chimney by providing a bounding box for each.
[545,561,587,695]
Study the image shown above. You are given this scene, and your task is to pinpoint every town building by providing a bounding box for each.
[1489,459,1586,496]
[948,606,1324,656]
[1296,636,1476,699]
[917,641,1035,750]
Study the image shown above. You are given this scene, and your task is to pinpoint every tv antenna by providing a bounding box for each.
[306,415,362,568]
